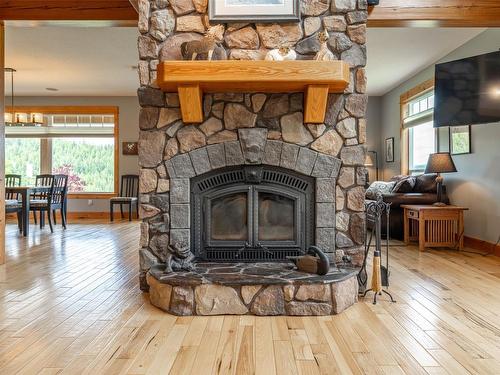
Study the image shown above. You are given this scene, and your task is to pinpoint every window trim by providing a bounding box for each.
[5,106,119,199]
[399,79,435,175]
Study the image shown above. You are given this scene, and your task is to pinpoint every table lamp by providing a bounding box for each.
[364,150,379,181]
[424,152,457,206]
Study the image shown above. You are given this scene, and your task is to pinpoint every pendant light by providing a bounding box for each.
[4,68,43,126]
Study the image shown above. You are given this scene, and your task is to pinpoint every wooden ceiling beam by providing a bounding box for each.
[368,0,500,27]
[129,0,139,13]
[2,1,500,26]
[0,0,138,21]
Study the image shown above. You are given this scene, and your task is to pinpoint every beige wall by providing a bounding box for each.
[6,96,139,212]
[379,29,500,243]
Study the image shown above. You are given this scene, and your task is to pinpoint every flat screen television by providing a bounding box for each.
[434,50,500,128]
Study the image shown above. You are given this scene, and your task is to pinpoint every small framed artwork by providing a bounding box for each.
[122,142,138,155]
[449,125,471,155]
[209,0,300,23]
[385,137,394,163]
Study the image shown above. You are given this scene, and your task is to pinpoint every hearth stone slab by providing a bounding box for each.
[147,263,359,316]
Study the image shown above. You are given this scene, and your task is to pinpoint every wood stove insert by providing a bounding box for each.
[191,166,315,262]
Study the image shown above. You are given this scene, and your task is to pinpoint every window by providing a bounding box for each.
[52,138,115,193]
[5,107,119,197]
[400,80,437,174]
[5,138,40,186]
[408,121,435,172]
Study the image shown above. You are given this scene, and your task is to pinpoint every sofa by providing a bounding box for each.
[365,174,448,240]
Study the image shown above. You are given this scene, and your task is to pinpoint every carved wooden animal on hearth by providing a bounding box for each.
[165,244,195,273]
[314,29,335,61]
[265,46,297,61]
[288,246,331,275]
[181,24,225,61]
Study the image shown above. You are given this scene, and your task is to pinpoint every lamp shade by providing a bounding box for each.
[15,112,28,123]
[30,113,44,124]
[4,112,13,124]
[425,152,457,174]
[364,153,374,167]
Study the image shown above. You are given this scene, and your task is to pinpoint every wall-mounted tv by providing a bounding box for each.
[434,50,500,128]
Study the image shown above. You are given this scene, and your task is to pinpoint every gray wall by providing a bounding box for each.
[7,96,139,212]
[379,29,500,243]
[366,96,382,183]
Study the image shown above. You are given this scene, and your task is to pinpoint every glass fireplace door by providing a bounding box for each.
[204,186,253,249]
[254,186,302,250]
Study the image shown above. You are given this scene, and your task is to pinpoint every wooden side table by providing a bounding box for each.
[401,205,468,252]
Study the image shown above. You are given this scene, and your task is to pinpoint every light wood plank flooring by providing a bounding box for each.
[1,221,500,374]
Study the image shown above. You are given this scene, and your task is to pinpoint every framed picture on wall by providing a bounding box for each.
[385,137,394,163]
[449,125,471,155]
[122,142,138,155]
[209,0,300,22]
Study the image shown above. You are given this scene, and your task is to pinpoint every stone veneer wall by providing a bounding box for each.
[137,0,368,290]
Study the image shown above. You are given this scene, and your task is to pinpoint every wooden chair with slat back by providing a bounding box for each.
[109,175,139,222]
[5,174,21,199]
[51,174,68,229]
[30,174,68,233]
[5,174,22,231]
[30,174,55,228]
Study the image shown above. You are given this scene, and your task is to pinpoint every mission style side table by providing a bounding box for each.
[401,205,468,252]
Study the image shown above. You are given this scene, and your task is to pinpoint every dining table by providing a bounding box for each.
[5,186,52,237]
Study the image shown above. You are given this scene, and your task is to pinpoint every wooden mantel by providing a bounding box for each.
[156,60,350,124]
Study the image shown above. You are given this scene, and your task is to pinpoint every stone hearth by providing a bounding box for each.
[147,263,358,316]
[137,0,368,316]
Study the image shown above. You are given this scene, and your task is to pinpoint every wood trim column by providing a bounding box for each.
[0,21,6,265]
[40,139,53,174]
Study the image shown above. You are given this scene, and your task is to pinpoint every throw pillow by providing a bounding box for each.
[414,173,438,193]
[392,175,417,193]
[390,175,408,182]
[365,181,396,200]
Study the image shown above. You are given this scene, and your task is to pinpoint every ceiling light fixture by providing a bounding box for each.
[3,68,44,127]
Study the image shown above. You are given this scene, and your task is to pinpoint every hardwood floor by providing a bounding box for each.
[1,221,500,374]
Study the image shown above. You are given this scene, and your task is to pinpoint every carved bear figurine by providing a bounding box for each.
[165,244,195,273]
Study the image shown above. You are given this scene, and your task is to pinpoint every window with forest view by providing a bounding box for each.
[52,138,115,193]
[5,109,117,194]
[5,138,41,186]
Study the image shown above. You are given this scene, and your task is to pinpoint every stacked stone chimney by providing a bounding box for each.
[137,0,368,290]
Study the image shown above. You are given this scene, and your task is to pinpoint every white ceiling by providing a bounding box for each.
[366,28,485,96]
[5,26,138,96]
[4,26,487,97]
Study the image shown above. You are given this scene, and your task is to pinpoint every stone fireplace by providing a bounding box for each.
[137,0,368,315]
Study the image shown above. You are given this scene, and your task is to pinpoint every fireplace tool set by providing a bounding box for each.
[358,195,396,305]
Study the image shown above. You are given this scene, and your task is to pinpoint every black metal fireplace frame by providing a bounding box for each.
[191,165,315,262]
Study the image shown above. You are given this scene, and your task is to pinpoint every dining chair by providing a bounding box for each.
[30,174,55,229]
[109,175,139,222]
[51,174,68,230]
[5,174,21,195]
[30,174,68,233]
[5,174,22,232]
